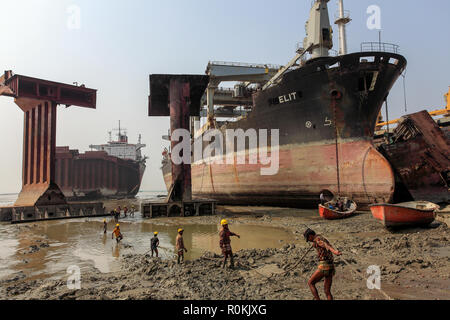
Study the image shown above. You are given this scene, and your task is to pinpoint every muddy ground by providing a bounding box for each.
[0,205,449,300]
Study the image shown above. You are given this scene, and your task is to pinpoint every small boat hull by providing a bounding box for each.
[318,201,357,220]
[370,202,438,227]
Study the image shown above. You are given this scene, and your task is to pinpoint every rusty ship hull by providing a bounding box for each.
[55,147,145,200]
[162,52,407,208]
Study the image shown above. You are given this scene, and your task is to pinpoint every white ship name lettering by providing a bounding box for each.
[278,92,297,104]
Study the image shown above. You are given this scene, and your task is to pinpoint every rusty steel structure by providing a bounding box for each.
[55,147,145,200]
[149,74,209,202]
[379,111,450,204]
[0,71,96,208]
[142,74,216,218]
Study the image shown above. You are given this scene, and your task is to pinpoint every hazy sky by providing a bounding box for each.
[1,0,449,194]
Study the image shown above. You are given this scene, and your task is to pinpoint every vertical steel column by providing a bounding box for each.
[14,100,60,206]
[169,79,192,201]
[64,158,69,188]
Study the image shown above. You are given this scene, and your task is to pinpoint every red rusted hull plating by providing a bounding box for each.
[163,139,395,208]
[55,147,144,199]
[370,203,436,227]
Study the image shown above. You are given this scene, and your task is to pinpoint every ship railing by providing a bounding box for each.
[329,49,338,57]
[334,10,351,21]
[295,42,338,57]
[360,42,400,54]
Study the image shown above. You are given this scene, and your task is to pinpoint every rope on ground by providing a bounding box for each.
[337,255,394,300]
[282,246,314,275]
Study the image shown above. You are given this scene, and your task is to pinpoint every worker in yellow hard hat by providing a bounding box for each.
[219,219,240,269]
[151,231,160,258]
[103,219,107,234]
[112,224,123,243]
[176,228,187,264]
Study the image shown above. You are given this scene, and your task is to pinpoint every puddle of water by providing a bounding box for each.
[0,215,295,281]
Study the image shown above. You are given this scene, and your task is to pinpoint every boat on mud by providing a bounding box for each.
[319,199,357,220]
[369,201,439,228]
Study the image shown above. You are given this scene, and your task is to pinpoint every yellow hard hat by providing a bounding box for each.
[116,224,120,227]
[221,219,228,226]
[178,228,183,233]
[154,231,158,235]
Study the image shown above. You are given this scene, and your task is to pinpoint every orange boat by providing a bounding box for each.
[319,200,357,220]
[369,201,439,227]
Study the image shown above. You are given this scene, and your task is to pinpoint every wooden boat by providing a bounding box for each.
[319,199,357,220]
[369,201,439,227]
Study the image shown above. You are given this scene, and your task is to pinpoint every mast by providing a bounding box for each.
[303,0,333,59]
[335,0,351,55]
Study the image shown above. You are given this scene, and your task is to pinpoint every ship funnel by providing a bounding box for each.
[303,0,333,59]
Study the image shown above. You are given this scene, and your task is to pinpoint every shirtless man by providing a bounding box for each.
[176,228,188,264]
[304,228,342,300]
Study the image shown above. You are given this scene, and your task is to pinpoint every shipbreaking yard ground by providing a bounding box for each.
[0,203,448,300]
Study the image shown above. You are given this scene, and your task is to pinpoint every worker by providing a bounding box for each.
[304,228,342,300]
[114,209,120,222]
[151,232,160,257]
[117,206,122,217]
[219,219,240,269]
[124,206,128,217]
[112,224,123,243]
[130,204,135,217]
[346,199,352,210]
[337,199,344,212]
[175,228,188,264]
[103,219,107,234]
[319,192,326,205]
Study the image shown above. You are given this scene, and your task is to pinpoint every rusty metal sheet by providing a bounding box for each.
[380,111,450,203]
[4,73,96,109]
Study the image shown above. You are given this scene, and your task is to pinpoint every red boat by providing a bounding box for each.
[319,200,357,220]
[369,201,439,227]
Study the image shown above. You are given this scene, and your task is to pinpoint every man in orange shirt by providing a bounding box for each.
[112,224,123,243]
[219,219,240,269]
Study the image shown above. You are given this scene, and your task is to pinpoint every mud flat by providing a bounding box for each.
[0,205,448,300]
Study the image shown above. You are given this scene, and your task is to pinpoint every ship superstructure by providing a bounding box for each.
[89,121,146,162]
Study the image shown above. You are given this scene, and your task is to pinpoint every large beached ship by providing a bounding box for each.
[160,0,407,208]
[55,123,147,200]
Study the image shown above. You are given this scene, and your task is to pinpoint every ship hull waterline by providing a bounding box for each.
[163,139,395,209]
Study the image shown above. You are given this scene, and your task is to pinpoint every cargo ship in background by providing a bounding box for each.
[56,122,147,200]
[160,0,409,208]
